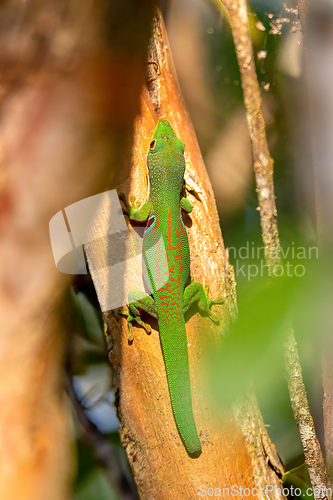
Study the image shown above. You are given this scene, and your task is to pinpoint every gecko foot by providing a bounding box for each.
[119,308,152,343]
[203,285,225,324]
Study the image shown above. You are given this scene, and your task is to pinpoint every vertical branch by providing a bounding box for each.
[220,0,329,497]
[285,334,329,498]
[220,0,280,269]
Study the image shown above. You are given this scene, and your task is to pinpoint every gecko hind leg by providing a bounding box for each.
[183,282,224,323]
[120,290,157,342]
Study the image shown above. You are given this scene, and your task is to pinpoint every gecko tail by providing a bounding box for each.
[169,373,202,456]
[159,322,202,457]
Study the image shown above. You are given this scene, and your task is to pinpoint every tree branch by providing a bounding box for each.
[220,0,280,269]
[284,333,328,498]
[220,1,328,497]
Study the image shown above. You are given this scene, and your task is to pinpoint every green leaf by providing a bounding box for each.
[205,274,300,407]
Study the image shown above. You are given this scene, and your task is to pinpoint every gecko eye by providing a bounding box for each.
[150,140,155,149]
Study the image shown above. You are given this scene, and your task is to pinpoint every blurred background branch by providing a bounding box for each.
[0,1,156,499]
[220,0,329,498]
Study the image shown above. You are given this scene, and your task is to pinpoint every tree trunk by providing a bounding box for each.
[86,11,286,499]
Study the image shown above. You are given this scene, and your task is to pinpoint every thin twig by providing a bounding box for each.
[285,333,329,499]
[220,0,329,497]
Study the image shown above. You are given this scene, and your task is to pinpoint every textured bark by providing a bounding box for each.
[285,333,328,498]
[85,11,285,499]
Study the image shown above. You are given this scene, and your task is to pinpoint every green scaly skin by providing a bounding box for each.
[120,120,222,456]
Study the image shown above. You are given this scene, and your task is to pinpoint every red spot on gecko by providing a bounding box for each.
[166,210,173,251]
[175,226,182,238]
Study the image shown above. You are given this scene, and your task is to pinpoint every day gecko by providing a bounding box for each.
[120,120,222,456]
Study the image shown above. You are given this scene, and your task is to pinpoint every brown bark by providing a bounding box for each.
[285,333,328,498]
[0,1,156,499]
[85,11,285,499]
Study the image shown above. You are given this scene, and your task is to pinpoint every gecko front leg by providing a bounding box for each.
[119,193,152,222]
[120,291,157,342]
[183,282,224,322]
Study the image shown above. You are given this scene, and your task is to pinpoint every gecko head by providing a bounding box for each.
[148,120,185,156]
[147,120,186,183]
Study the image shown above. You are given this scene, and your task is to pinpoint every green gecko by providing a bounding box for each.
[120,120,222,456]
